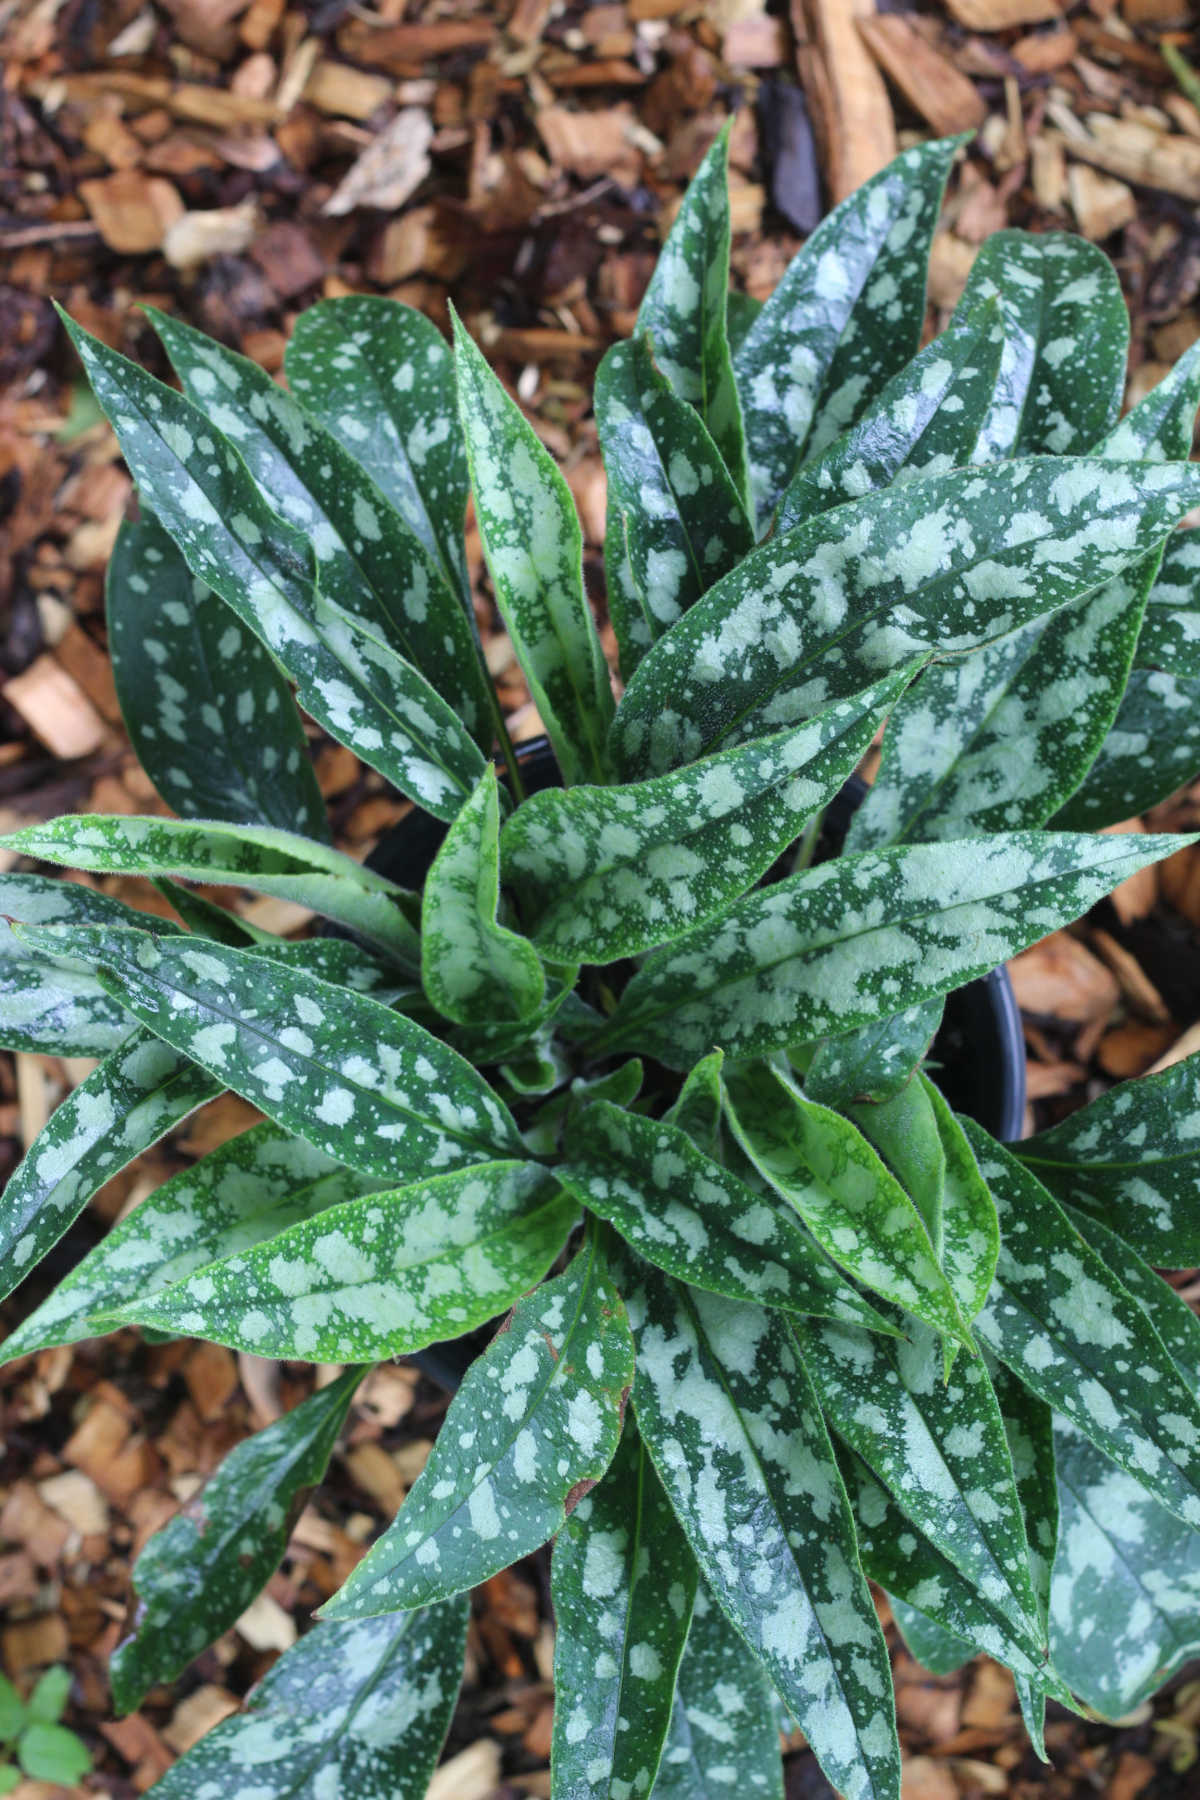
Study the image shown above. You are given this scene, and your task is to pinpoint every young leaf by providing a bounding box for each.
[723,1064,971,1344]
[106,1162,575,1361]
[16,1725,90,1786]
[422,766,544,1024]
[550,1420,698,1800]
[15,927,525,1182]
[144,1604,468,1800]
[597,333,754,676]
[1015,1050,1200,1264]
[846,1076,946,1250]
[560,1100,902,1336]
[502,672,908,964]
[594,830,1188,1068]
[150,307,493,746]
[60,312,486,821]
[111,1367,362,1713]
[800,1318,1044,1647]
[108,515,328,838]
[662,1048,724,1152]
[0,876,151,1058]
[920,1076,999,1329]
[0,1029,220,1305]
[734,135,959,529]
[962,1122,1200,1532]
[624,1269,900,1800]
[954,229,1128,459]
[1048,669,1200,829]
[1,815,421,970]
[652,1583,784,1800]
[322,1232,634,1616]
[0,1122,374,1368]
[636,125,747,502]
[775,298,1006,535]
[26,1670,70,1726]
[0,1679,25,1740]
[802,999,944,1111]
[1138,527,1200,677]
[285,294,473,612]
[609,458,1200,780]
[452,311,613,786]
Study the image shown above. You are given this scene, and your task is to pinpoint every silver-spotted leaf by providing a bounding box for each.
[0,875,152,1058]
[651,1582,784,1800]
[1049,668,1200,829]
[662,1049,724,1153]
[802,999,944,1111]
[1138,527,1200,677]
[923,1076,1000,1328]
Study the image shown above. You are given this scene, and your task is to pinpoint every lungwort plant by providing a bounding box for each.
[7,127,1200,1798]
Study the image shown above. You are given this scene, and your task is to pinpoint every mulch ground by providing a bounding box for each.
[3,0,1200,1795]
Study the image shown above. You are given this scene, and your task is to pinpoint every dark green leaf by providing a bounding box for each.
[0,875,152,1057]
[1049,669,1200,829]
[1138,527,1200,677]
[652,1583,783,1800]
[802,1000,944,1111]
[888,1601,971,1677]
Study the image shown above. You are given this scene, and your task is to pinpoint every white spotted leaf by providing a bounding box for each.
[501,673,908,965]
[144,1604,468,1800]
[0,1028,221,1304]
[0,875,151,1058]
[597,332,754,678]
[592,831,1189,1068]
[1048,669,1200,829]
[107,515,328,838]
[550,1418,699,1800]
[651,1582,783,1800]
[734,135,960,531]
[623,1267,899,1800]
[1138,526,1200,677]
[452,311,614,787]
[104,1162,575,1362]
[802,999,944,1111]
[560,1100,902,1336]
[111,1367,362,1713]
[422,766,545,1025]
[321,1231,634,1615]
[59,311,487,822]
[14,926,525,1183]
[920,1077,999,1331]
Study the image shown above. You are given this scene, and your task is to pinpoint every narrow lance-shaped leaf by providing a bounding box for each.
[662,1048,723,1152]
[0,1122,375,1368]
[151,307,494,746]
[452,310,613,786]
[0,1028,221,1304]
[550,1419,698,1800]
[624,1268,900,1800]
[111,1367,362,1713]
[652,1582,784,1800]
[422,766,544,1024]
[962,1121,1200,1532]
[15,926,525,1183]
[637,124,747,504]
[988,1358,1058,1638]
[60,311,486,822]
[285,294,473,613]
[1015,1049,1200,1264]
[734,135,960,530]
[502,670,910,965]
[1138,526,1200,677]
[144,1604,468,1800]
[802,998,944,1111]
[609,458,1200,780]
[593,830,1189,1068]
[597,333,754,677]
[0,876,153,1058]
[920,1076,999,1330]
[107,515,328,838]
[847,1075,946,1251]
[105,1162,575,1362]
[322,1231,634,1616]
[1048,668,1200,830]
[723,1064,971,1344]
[1,814,420,970]
[775,297,1005,535]
[560,1100,902,1336]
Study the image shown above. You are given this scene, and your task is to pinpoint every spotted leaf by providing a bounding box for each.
[609,458,1200,780]
[452,311,613,787]
[963,1122,1200,1532]
[15,926,524,1183]
[636,125,747,504]
[1,814,420,970]
[145,1604,468,1800]
[1015,1050,1200,1264]
[1048,669,1200,829]
[550,1418,698,1800]
[919,1077,999,1329]
[0,1029,221,1304]
[59,312,486,822]
[422,766,545,1024]
[501,672,908,965]
[112,1367,362,1713]
[888,1602,971,1678]
[597,333,754,677]
[107,515,327,838]
[802,999,944,1111]
[989,1359,1058,1639]
[105,1162,575,1361]
[560,1100,901,1335]
[1138,527,1200,677]
[651,1582,784,1800]
[624,1268,899,1800]
[662,1048,724,1152]
[322,1231,634,1616]
[734,135,959,531]
[593,830,1188,1068]
[0,875,152,1058]
[151,307,494,746]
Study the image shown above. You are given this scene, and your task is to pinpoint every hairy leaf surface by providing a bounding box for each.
[803,1000,944,1110]
[652,1584,784,1800]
